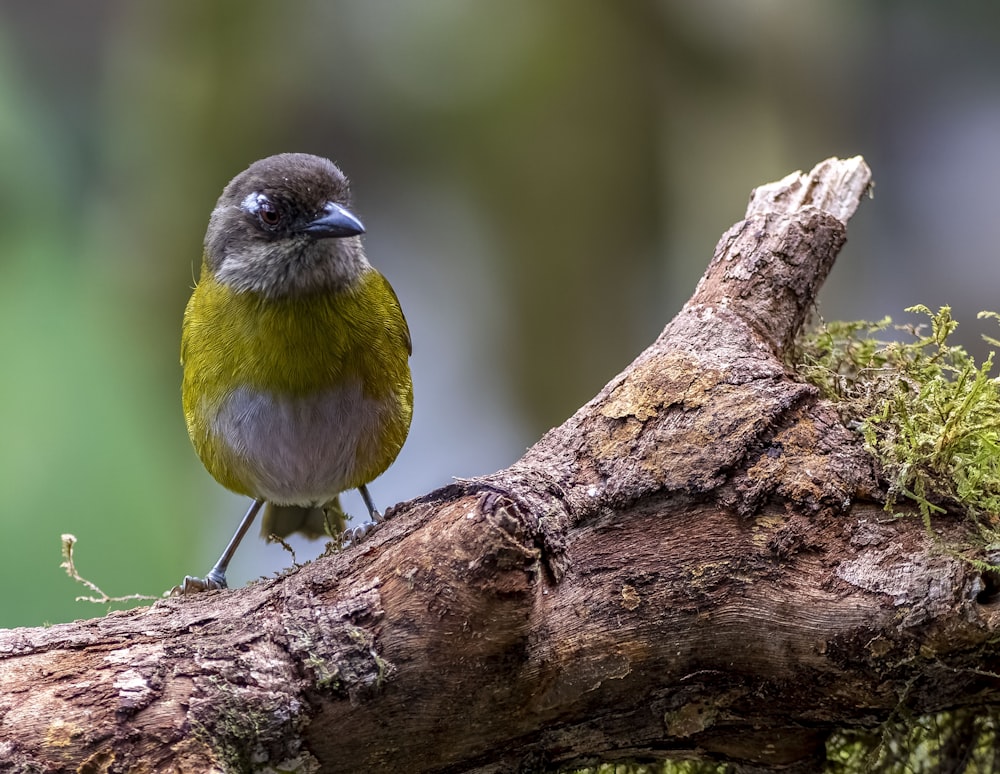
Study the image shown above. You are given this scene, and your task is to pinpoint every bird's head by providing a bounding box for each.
[204,153,368,297]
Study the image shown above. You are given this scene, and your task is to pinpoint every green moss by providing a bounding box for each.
[793,305,1000,555]
[825,708,1000,773]
[565,763,728,774]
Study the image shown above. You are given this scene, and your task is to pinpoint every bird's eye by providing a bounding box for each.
[257,200,282,228]
[241,192,286,232]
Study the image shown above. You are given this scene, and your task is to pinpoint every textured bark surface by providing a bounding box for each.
[2,156,998,774]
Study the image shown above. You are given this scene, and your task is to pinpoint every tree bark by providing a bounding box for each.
[3,156,997,774]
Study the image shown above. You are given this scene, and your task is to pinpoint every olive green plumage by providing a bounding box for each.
[181,153,412,573]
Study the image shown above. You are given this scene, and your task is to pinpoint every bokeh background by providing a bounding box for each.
[2,1,999,627]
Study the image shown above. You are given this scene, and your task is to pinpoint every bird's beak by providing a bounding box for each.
[302,202,365,239]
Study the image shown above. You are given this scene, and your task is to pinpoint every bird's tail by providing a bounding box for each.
[260,498,347,541]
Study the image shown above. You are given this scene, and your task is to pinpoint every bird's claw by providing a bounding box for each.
[340,521,377,547]
[169,570,228,596]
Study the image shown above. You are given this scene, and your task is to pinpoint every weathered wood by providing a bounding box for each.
[3,156,996,774]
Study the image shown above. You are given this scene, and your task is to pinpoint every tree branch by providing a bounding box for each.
[3,156,996,774]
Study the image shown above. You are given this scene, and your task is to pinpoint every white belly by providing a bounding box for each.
[211,379,384,506]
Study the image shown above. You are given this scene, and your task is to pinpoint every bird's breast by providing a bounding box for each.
[182,268,413,504]
[208,380,398,505]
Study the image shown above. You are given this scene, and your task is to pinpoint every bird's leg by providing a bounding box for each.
[358,484,383,523]
[172,499,264,594]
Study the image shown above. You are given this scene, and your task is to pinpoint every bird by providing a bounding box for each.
[175,153,412,592]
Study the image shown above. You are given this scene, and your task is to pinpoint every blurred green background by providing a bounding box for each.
[3,1,1000,627]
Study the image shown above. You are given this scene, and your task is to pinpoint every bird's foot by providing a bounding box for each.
[335,500,404,547]
[169,569,228,596]
[339,521,378,547]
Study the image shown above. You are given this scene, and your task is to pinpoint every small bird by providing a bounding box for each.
[176,153,412,592]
